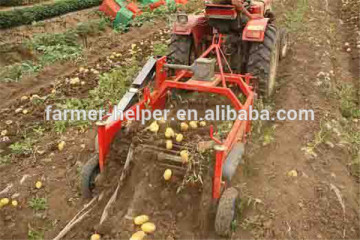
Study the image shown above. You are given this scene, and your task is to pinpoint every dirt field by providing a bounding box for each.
[0,0,359,239]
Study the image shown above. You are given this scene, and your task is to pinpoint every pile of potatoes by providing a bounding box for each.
[146,120,207,182]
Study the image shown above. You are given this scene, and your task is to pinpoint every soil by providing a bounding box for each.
[0,0,359,239]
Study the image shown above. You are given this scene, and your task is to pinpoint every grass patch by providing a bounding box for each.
[28,229,44,240]
[9,138,34,155]
[50,58,141,133]
[283,0,308,32]
[29,197,47,211]
[153,43,168,56]
[0,155,11,165]
[337,83,360,119]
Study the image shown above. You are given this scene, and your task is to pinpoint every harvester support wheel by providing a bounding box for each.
[215,187,239,237]
[169,34,194,65]
[81,154,100,198]
[247,24,280,98]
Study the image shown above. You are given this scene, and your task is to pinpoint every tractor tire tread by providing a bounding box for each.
[168,34,193,65]
[215,187,238,237]
[247,24,279,97]
[81,154,100,198]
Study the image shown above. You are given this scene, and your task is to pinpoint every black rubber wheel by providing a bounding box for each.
[247,24,280,98]
[279,28,288,60]
[168,34,194,65]
[81,154,100,198]
[215,187,239,237]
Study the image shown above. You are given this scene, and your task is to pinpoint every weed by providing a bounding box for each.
[0,61,40,83]
[33,126,46,136]
[53,121,67,134]
[28,229,44,240]
[0,155,11,165]
[302,120,331,158]
[89,60,140,107]
[9,138,33,155]
[337,84,360,119]
[262,125,276,146]
[29,197,47,211]
[283,0,308,32]
[153,43,168,56]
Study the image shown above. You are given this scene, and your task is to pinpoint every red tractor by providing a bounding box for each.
[170,0,287,97]
[80,0,288,237]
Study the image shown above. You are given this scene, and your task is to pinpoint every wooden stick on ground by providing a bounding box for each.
[52,195,99,240]
[99,144,134,225]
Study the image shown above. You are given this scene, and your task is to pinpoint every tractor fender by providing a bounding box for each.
[242,18,270,42]
[222,143,244,181]
[173,15,210,50]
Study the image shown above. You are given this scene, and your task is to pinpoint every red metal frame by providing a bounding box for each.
[96,34,255,200]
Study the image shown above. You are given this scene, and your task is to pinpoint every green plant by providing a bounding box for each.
[153,43,168,56]
[283,0,308,32]
[0,155,11,165]
[33,126,46,136]
[0,0,102,29]
[0,61,40,83]
[29,197,47,211]
[9,138,33,155]
[26,31,83,65]
[28,229,44,240]
[53,121,67,134]
[338,84,360,118]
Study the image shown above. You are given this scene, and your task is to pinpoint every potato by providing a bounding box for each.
[165,128,175,138]
[0,198,9,205]
[11,200,18,207]
[58,141,66,151]
[134,215,149,225]
[163,169,172,181]
[175,134,183,143]
[180,122,189,132]
[180,150,189,164]
[189,121,198,129]
[35,181,42,189]
[148,121,159,133]
[166,140,173,150]
[130,231,146,240]
[141,222,156,233]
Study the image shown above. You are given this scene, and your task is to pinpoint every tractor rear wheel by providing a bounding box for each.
[81,154,100,198]
[215,187,239,237]
[247,24,280,98]
[169,34,194,65]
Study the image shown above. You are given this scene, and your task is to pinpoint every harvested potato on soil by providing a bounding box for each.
[166,140,173,150]
[134,215,149,225]
[165,127,175,138]
[58,141,66,151]
[11,200,18,207]
[35,181,42,189]
[175,133,184,143]
[130,231,146,240]
[199,121,207,127]
[180,122,189,131]
[163,169,172,181]
[0,198,9,206]
[141,222,156,233]
[180,150,189,163]
[90,233,101,240]
[189,121,198,129]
